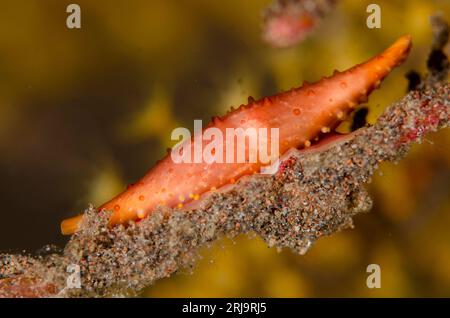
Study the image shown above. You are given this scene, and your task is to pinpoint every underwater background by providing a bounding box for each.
[0,0,449,297]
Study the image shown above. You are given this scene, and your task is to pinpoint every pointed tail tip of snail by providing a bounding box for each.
[398,34,412,45]
[397,34,413,51]
[362,34,412,83]
[388,34,413,63]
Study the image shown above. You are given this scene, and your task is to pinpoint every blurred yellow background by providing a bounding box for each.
[0,0,449,297]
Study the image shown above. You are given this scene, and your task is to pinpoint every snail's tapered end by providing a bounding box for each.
[61,215,82,235]
[382,34,413,67]
[393,34,412,55]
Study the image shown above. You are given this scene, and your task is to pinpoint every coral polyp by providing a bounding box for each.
[262,0,337,48]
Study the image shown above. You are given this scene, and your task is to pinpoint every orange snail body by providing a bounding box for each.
[61,35,412,235]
